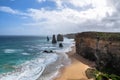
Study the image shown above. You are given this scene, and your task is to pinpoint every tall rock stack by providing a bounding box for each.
[47,36,49,42]
[52,35,57,44]
[57,34,64,41]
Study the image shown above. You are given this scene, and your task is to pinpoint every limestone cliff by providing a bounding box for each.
[64,33,76,39]
[75,32,120,75]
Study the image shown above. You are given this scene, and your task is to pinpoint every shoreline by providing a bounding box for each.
[37,44,74,80]
[54,46,95,80]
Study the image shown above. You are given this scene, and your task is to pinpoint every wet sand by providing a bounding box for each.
[54,46,95,80]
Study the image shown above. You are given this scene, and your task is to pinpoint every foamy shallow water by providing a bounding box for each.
[0,53,58,80]
[0,38,74,80]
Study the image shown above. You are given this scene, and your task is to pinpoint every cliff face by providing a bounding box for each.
[75,32,120,75]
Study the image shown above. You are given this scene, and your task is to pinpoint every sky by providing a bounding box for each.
[0,0,120,35]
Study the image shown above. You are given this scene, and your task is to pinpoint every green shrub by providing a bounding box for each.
[94,70,120,80]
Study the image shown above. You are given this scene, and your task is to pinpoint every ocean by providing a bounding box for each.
[0,36,74,80]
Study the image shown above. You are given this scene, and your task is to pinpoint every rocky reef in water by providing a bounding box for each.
[75,32,120,76]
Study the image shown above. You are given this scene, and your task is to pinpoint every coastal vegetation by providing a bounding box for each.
[86,68,120,80]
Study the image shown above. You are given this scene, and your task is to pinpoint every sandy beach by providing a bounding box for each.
[54,46,95,80]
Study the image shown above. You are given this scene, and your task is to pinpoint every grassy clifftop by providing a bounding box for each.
[76,32,120,41]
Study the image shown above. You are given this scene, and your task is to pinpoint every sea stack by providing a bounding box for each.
[47,36,49,42]
[52,35,57,44]
[59,43,63,48]
[57,34,64,41]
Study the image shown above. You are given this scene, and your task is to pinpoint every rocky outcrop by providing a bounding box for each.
[57,34,64,41]
[59,43,63,48]
[75,32,120,75]
[52,35,57,44]
[43,50,53,53]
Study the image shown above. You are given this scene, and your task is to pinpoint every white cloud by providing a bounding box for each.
[0,6,28,17]
[0,6,18,14]
[28,0,112,23]
[1,0,120,35]
[0,6,26,15]
[23,0,116,34]
[35,0,114,21]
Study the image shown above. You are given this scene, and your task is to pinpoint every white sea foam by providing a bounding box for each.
[21,53,30,55]
[4,49,23,53]
[41,46,56,50]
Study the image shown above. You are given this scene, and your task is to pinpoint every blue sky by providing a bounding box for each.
[0,0,57,35]
[0,0,56,10]
[0,0,120,35]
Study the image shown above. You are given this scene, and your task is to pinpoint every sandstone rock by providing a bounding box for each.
[52,35,57,44]
[57,34,64,41]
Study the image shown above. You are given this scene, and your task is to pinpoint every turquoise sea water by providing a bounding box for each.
[0,36,73,80]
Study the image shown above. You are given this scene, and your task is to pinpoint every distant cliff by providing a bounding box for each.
[64,33,76,39]
[75,32,120,75]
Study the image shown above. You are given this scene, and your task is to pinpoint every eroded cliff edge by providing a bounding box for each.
[75,32,120,76]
